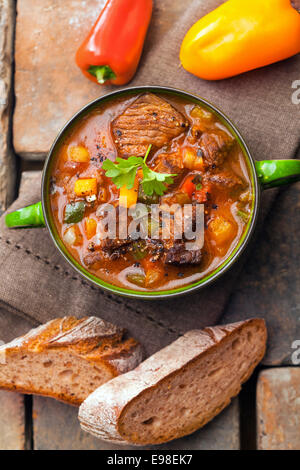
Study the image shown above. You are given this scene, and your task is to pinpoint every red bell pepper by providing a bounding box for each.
[180,175,211,202]
[180,176,196,199]
[76,0,153,86]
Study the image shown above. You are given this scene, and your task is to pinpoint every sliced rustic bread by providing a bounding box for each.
[79,318,267,445]
[0,316,143,406]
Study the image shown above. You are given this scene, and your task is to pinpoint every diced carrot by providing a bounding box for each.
[119,174,139,208]
[85,218,97,239]
[68,145,90,163]
[74,178,97,197]
[180,175,196,198]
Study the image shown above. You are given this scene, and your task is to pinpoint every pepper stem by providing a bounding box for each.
[88,65,116,84]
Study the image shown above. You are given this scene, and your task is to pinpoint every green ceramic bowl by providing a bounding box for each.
[5,86,300,299]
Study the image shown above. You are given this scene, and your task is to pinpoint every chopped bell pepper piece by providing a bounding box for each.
[64,201,86,224]
[85,218,97,239]
[68,146,90,163]
[74,178,97,197]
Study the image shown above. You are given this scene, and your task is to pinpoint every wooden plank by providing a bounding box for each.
[14,0,192,160]
[0,0,16,213]
[33,396,143,450]
[257,368,300,450]
[33,396,239,450]
[0,391,25,450]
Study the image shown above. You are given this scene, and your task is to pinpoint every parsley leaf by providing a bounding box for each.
[103,156,142,189]
[102,145,177,197]
[141,165,175,196]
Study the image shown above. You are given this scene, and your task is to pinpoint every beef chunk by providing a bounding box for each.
[205,170,244,189]
[160,204,204,266]
[153,153,184,174]
[83,251,103,267]
[164,242,202,265]
[152,153,186,187]
[101,238,132,258]
[112,93,189,157]
[83,238,132,266]
[199,131,234,168]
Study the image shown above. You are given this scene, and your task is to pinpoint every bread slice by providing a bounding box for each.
[79,318,267,445]
[0,316,143,406]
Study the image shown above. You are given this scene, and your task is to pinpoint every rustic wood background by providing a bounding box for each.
[0,0,299,450]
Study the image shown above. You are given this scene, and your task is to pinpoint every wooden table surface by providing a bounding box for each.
[0,0,299,450]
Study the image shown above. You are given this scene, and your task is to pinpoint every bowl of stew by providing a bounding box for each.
[6,86,300,298]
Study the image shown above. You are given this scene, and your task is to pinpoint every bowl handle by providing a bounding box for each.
[5,201,45,228]
[4,161,300,227]
[256,160,300,189]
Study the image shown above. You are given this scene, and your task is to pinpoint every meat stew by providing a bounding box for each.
[49,92,253,292]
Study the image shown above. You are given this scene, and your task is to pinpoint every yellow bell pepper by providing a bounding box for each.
[119,170,142,208]
[74,178,97,197]
[180,0,300,80]
[68,145,90,163]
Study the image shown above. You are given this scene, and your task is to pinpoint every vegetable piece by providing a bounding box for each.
[142,258,164,287]
[63,225,83,246]
[85,218,97,239]
[120,174,139,208]
[180,174,210,203]
[76,0,153,86]
[190,106,214,122]
[64,202,86,224]
[237,210,249,223]
[145,269,164,287]
[183,148,204,170]
[180,0,300,80]
[209,216,236,245]
[126,273,146,287]
[74,178,97,197]
[98,187,108,203]
[138,185,159,204]
[180,175,196,198]
[103,145,176,197]
[239,191,251,203]
[68,146,90,163]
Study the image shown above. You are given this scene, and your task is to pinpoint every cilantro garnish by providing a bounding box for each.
[102,145,177,196]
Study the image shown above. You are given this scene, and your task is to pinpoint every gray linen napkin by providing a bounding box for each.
[0,0,299,356]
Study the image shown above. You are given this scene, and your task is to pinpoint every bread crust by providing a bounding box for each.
[0,316,143,406]
[79,318,267,444]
